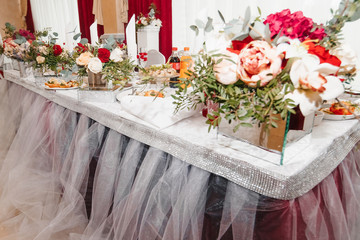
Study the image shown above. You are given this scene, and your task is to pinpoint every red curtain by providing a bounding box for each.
[26,0,35,33]
[128,0,172,59]
[77,0,104,43]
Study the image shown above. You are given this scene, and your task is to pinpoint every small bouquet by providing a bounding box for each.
[135,3,162,29]
[26,31,73,75]
[2,22,35,60]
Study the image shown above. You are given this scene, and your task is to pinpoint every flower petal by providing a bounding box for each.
[286,89,323,116]
[320,76,344,100]
[289,60,307,87]
[313,63,340,75]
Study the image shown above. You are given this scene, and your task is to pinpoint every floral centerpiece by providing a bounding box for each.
[135,3,162,29]
[29,42,73,76]
[73,38,135,88]
[173,1,360,149]
[2,22,35,61]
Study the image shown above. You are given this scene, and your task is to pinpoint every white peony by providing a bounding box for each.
[87,57,103,74]
[110,48,124,62]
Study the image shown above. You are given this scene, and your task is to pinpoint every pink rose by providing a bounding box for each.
[213,50,239,85]
[236,41,282,87]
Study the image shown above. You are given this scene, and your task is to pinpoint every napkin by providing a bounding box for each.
[90,20,99,45]
[119,94,201,129]
[126,14,137,63]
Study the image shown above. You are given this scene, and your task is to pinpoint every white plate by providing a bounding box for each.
[345,89,360,95]
[322,112,356,120]
[44,86,78,90]
[321,100,360,120]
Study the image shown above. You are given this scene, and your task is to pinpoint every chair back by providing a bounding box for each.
[145,49,166,67]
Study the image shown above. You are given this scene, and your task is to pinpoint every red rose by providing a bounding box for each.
[231,36,253,52]
[53,44,62,56]
[97,48,110,63]
[305,41,341,67]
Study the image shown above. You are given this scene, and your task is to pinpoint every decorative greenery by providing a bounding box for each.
[321,0,360,49]
[102,58,135,86]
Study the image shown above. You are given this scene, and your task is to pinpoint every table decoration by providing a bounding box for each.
[173,0,360,164]
[136,3,162,52]
[1,23,35,75]
[73,38,134,90]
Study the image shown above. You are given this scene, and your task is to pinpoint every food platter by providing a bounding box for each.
[44,86,78,90]
[320,100,360,120]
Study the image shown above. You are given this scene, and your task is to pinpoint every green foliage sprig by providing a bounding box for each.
[102,58,135,86]
[321,0,360,49]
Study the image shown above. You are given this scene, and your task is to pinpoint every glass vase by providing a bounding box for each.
[217,109,314,165]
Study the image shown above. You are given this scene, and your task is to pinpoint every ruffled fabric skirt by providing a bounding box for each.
[0,79,360,239]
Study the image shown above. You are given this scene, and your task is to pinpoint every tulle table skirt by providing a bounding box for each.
[0,79,360,239]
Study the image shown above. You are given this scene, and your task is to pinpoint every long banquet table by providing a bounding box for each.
[0,70,360,239]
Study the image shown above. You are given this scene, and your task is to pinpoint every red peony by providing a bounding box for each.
[53,44,62,56]
[97,48,110,63]
[264,9,326,41]
[305,41,341,67]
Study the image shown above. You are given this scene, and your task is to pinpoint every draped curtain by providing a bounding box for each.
[128,0,172,59]
[29,0,81,50]
[77,0,104,43]
[25,0,34,33]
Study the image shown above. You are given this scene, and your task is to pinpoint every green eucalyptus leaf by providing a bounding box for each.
[218,10,226,23]
[249,21,266,40]
[264,23,272,43]
[53,32,58,37]
[190,25,199,36]
[73,33,82,40]
[195,19,205,28]
[80,38,88,45]
[205,17,214,32]
[242,6,251,31]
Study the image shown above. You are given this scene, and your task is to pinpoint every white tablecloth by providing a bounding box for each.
[3,70,360,199]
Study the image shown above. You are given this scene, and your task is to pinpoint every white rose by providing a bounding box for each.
[87,57,103,74]
[110,48,124,62]
[36,56,45,64]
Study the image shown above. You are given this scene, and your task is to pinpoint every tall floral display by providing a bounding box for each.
[173,0,360,161]
[136,3,162,52]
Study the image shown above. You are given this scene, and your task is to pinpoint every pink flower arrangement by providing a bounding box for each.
[264,9,326,41]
